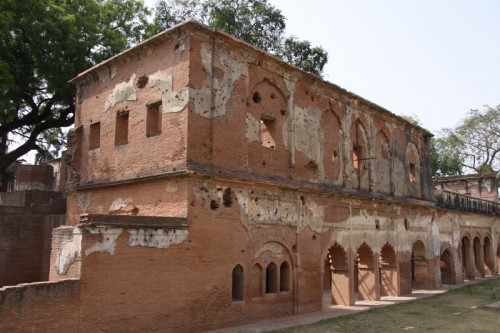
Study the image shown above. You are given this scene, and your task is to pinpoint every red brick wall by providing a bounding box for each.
[0,207,65,287]
[15,165,54,190]
[0,280,80,333]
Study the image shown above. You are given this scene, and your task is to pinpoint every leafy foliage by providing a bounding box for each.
[0,0,151,190]
[152,0,328,75]
[435,105,499,176]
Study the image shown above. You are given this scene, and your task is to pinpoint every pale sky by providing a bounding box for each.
[269,0,500,134]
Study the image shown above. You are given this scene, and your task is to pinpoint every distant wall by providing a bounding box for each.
[0,206,65,287]
[0,280,80,333]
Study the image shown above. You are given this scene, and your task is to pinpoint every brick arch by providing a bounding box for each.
[322,106,342,182]
[380,243,398,296]
[461,235,473,280]
[405,142,421,197]
[375,129,391,193]
[356,242,378,301]
[350,120,370,190]
[473,236,484,277]
[440,243,454,285]
[323,242,351,306]
[252,241,293,298]
[412,240,429,289]
[483,236,494,275]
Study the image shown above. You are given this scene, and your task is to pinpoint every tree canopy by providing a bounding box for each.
[0,0,151,190]
[152,0,329,76]
[433,105,500,176]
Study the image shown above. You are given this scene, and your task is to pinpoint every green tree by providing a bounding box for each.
[0,0,151,190]
[434,105,499,176]
[152,0,328,75]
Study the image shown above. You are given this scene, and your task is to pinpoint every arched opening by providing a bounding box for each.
[324,243,351,306]
[232,265,244,301]
[440,248,453,285]
[375,130,391,194]
[266,263,277,294]
[461,236,473,279]
[411,240,428,289]
[473,236,484,277]
[483,237,494,276]
[279,261,290,292]
[250,264,262,297]
[380,243,398,296]
[357,242,377,301]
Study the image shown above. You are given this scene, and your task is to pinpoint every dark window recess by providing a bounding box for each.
[353,144,362,169]
[89,122,101,150]
[115,110,129,146]
[266,262,277,293]
[280,261,290,292]
[232,265,244,301]
[146,102,162,137]
[409,163,417,183]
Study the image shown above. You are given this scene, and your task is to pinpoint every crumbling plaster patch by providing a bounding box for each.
[109,197,133,213]
[128,228,188,249]
[105,74,137,111]
[254,242,289,260]
[246,113,260,142]
[149,72,189,113]
[84,227,123,256]
[55,227,82,275]
[192,43,248,118]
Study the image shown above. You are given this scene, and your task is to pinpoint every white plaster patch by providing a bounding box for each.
[300,201,324,233]
[234,190,298,226]
[109,198,133,213]
[149,72,189,113]
[84,227,123,256]
[105,74,137,110]
[245,113,260,142]
[431,219,441,257]
[292,106,325,176]
[193,43,248,118]
[165,181,178,193]
[55,228,82,275]
[128,228,188,249]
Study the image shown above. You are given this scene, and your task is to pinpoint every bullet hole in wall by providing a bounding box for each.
[253,91,261,104]
[210,200,219,210]
[136,75,149,89]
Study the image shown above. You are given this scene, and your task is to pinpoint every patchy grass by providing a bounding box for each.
[272,279,500,333]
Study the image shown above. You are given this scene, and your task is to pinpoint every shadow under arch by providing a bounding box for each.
[323,242,352,306]
[380,242,398,296]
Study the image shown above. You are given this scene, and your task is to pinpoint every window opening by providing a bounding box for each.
[353,144,361,170]
[266,262,277,293]
[409,163,416,183]
[89,122,101,150]
[260,116,276,149]
[232,265,244,301]
[115,110,129,146]
[280,261,290,292]
[146,102,162,137]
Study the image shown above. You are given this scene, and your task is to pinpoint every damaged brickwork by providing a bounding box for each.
[1,22,499,333]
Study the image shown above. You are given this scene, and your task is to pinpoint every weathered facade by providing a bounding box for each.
[434,173,499,203]
[1,22,499,332]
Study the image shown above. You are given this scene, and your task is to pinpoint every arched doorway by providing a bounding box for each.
[324,243,352,306]
[411,240,428,289]
[440,247,453,285]
[357,242,378,301]
[380,243,398,296]
[483,237,494,275]
[473,236,484,277]
[461,236,473,279]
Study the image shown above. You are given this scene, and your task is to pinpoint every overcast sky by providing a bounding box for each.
[145,0,499,134]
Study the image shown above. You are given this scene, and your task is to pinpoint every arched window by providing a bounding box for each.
[232,265,244,301]
[280,261,290,292]
[266,262,277,293]
[250,264,262,297]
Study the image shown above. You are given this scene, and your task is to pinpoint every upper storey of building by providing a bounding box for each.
[70,21,433,201]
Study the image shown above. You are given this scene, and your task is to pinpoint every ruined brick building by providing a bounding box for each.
[1,21,499,332]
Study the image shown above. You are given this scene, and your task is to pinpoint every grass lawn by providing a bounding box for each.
[272,278,500,333]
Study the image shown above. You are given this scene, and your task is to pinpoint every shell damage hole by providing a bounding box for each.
[210,200,219,210]
[252,91,262,104]
[332,150,339,162]
[136,75,149,89]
